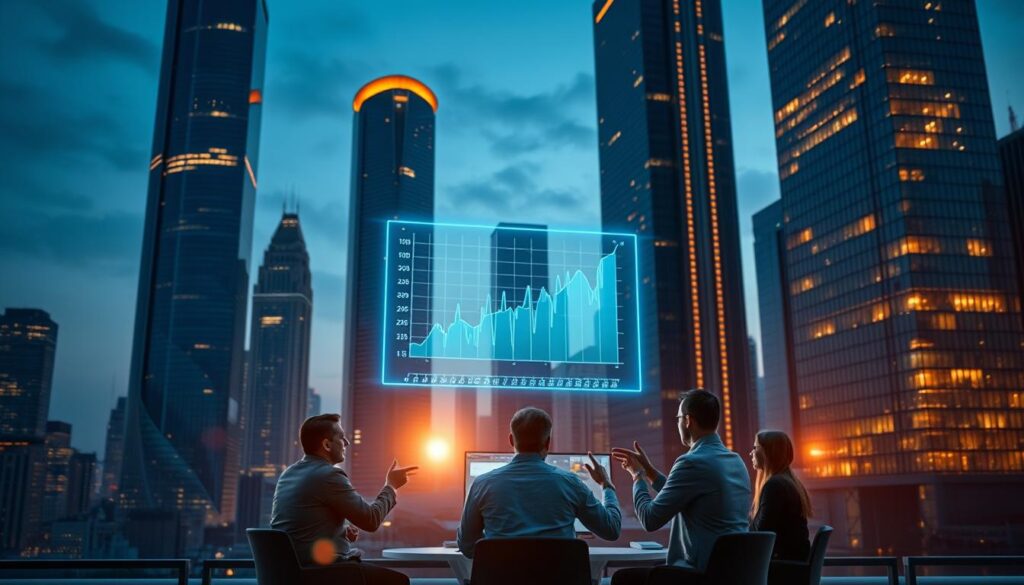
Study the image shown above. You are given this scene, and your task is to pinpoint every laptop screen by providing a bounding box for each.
[464,451,612,533]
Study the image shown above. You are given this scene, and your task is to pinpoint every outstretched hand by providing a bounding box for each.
[611,441,657,482]
[584,451,614,489]
[386,459,419,490]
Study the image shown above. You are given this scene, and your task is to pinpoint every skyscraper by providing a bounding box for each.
[243,211,313,476]
[489,223,553,445]
[41,421,74,524]
[0,309,58,438]
[753,201,797,438]
[343,75,436,495]
[999,126,1024,328]
[307,387,321,418]
[121,0,268,527]
[592,0,755,469]
[761,0,1024,553]
[101,397,126,499]
[0,308,57,553]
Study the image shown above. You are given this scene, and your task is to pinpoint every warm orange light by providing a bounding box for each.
[311,538,336,565]
[425,438,450,461]
[595,0,615,23]
[248,89,262,105]
[809,448,825,458]
[352,75,438,113]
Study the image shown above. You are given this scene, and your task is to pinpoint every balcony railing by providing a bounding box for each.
[1,555,1022,585]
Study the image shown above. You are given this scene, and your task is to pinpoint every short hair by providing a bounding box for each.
[680,389,720,431]
[510,407,552,452]
[300,413,341,455]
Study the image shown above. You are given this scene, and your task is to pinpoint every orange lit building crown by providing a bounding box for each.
[352,75,438,113]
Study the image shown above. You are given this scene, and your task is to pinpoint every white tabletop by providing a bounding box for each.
[382,546,665,561]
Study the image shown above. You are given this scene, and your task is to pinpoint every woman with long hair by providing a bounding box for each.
[749,430,812,561]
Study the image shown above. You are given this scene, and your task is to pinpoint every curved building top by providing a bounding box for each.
[352,75,438,113]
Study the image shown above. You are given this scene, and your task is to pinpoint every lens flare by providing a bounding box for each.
[311,538,336,565]
[425,437,450,461]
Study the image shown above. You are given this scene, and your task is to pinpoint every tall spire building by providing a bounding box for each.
[343,76,436,496]
[121,0,268,529]
[592,0,755,469]
[243,210,313,476]
[759,0,1024,553]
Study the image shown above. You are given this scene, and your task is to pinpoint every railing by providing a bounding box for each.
[3,555,1024,585]
[199,558,449,585]
[0,559,190,585]
[904,556,1024,585]
[825,556,900,585]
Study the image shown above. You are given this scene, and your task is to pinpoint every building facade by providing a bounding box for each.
[0,308,57,553]
[0,309,58,438]
[101,397,126,499]
[592,0,755,470]
[489,224,553,446]
[753,201,798,439]
[998,127,1024,329]
[343,76,436,496]
[762,0,1024,553]
[243,211,313,476]
[120,0,267,527]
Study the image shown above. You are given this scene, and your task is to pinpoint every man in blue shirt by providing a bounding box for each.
[457,407,621,557]
[611,389,751,585]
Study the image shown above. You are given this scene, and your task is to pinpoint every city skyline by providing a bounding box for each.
[0,0,1023,463]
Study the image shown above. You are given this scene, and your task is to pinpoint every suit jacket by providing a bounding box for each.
[633,433,751,571]
[270,455,396,565]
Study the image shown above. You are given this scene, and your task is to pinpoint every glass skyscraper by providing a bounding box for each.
[243,211,313,476]
[343,76,436,498]
[0,308,57,553]
[0,309,57,438]
[592,0,755,470]
[999,127,1024,327]
[121,0,267,528]
[753,201,797,439]
[761,0,1024,553]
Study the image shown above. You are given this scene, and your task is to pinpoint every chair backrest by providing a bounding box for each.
[247,528,302,585]
[806,526,833,585]
[469,538,591,585]
[704,531,776,585]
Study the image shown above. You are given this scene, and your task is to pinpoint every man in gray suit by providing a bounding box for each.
[271,413,418,585]
[611,389,751,585]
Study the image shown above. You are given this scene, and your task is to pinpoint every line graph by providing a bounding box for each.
[381,221,641,392]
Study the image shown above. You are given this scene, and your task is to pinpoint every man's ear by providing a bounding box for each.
[508,433,515,449]
[543,435,551,451]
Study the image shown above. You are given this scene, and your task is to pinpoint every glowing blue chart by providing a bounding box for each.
[381,221,641,392]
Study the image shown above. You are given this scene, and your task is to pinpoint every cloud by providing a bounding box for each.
[0,80,147,172]
[444,163,593,223]
[0,210,142,276]
[33,0,159,72]
[432,66,597,156]
[268,52,364,118]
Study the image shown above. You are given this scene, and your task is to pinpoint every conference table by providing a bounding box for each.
[382,546,666,584]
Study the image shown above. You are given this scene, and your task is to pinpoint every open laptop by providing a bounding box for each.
[464,451,612,533]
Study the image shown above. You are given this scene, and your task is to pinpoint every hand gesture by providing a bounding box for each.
[344,524,359,542]
[385,459,419,490]
[584,451,614,489]
[612,441,657,482]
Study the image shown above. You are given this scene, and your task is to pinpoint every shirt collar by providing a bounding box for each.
[689,433,722,452]
[511,452,546,463]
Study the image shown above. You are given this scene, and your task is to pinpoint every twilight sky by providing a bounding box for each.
[1,0,1022,457]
